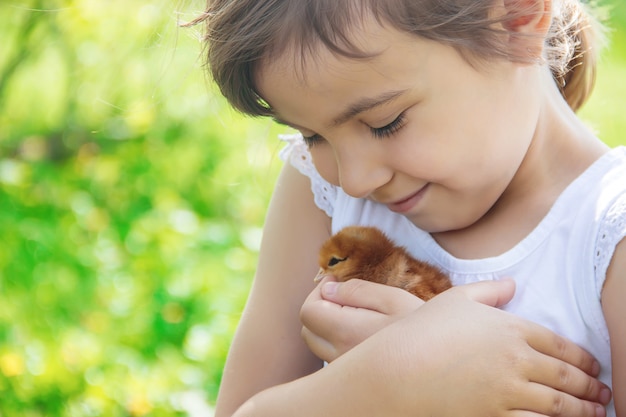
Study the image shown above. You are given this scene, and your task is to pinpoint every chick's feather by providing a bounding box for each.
[317,226,451,300]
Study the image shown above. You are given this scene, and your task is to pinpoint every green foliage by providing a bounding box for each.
[0,1,624,416]
[0,1,283,415]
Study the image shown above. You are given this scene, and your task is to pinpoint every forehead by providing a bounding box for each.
[254,22,426,117]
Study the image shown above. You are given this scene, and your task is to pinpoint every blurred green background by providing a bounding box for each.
[0,1,624,416]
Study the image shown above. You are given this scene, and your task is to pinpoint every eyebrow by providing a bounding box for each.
[271,89,408,131]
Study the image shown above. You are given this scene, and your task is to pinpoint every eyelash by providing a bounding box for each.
[302,133,323,147]
[371,112,407,139]
[303,112,408,147]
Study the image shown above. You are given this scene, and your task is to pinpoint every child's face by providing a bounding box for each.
[256,22,542,233]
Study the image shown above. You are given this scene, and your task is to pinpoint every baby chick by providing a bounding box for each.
[316,226,452,300]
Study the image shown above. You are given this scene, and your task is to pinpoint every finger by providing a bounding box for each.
[506,410,602,417]
[513,382,606,417]
[449,278,517,308]
[511,319,612,405]
[300,297,387,346]
[321,278,424,313]
[524,321,601,378]
[506,412,555,417]
[505,412,547,417]
[524,342,611,405]
[302,282,370,330]
[506,401,604,417]
[301,325,337,362]
[300,275,337,317]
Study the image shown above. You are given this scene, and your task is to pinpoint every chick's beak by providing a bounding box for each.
[314,267,327,283]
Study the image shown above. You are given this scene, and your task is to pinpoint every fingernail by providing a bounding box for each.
[591,360,601,376]
[322,282,338,297]
[595,404,606,417]
[599,387,612,405]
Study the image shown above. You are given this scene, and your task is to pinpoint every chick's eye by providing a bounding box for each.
[328,256,347,267]
[370,112,407,139]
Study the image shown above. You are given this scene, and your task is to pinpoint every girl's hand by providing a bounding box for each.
[300,276,424,362]
[301,278,612,416]
[371,280,612,416]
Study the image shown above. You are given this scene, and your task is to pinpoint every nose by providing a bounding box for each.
[335,142,392,199]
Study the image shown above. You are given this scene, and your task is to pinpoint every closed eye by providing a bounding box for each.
[304,113,406,146]
[302,133,325,147]
[370,111,407,139]
[270,116,325,148]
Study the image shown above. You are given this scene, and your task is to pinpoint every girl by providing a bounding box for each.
[192,0,624,415]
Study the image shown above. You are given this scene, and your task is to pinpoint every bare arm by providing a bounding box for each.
[602,237,626,416]
[214,163,331,417]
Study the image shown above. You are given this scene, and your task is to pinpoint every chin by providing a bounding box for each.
[406,212,475,234]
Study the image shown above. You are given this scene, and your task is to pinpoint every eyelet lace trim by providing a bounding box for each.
[278,133,336,217]
[594,191,626,294]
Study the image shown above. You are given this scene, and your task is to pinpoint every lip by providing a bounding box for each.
[386,184,430,213]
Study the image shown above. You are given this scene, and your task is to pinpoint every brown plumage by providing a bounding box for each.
[316,226,452,300]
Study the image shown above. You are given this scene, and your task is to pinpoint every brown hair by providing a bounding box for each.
[188,0,603,115]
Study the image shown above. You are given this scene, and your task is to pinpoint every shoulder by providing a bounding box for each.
[592,149,626,284]
[266,162,332,241]
[279,133,337,217]
[601,237,626,412]
[260,163,333,291]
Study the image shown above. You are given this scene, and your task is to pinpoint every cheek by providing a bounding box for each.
[310,146,340,186]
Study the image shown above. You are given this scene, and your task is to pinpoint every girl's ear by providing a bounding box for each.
[502,0,552,59]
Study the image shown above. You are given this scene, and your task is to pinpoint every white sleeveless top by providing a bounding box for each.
[280,133,626,415]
